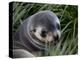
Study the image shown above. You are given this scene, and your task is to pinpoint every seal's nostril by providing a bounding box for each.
[54,35,59,40]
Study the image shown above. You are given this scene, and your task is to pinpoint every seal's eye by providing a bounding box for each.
[56,23,60,30]
[33,29,36,32]
[41,30,47,37]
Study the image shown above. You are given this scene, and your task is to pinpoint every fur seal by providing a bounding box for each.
[13,10,61,58]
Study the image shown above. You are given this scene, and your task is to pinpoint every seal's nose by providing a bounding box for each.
[54,34,59,42]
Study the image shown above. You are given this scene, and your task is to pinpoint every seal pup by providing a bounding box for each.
[13,10,61,58]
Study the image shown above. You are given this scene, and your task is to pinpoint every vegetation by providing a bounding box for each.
[12,2,78,56]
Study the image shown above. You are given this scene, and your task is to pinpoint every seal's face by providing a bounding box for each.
[32,26,54,43]
[30,11,61,44]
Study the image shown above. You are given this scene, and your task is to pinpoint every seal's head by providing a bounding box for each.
[30,11,61,44]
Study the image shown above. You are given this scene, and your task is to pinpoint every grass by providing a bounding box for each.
[12,2,78,56]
